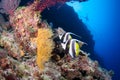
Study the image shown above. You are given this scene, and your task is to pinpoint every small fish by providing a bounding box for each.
[62,39,86,58]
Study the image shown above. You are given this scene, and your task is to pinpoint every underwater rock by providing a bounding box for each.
[0,27,112,80]
[0,52,112,80]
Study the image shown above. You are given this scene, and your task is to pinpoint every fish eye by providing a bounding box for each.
[76,41,79,43]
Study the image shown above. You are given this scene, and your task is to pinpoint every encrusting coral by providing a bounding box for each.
[9,5,40,56]
[36,28,54,70]
[0,31,23,59]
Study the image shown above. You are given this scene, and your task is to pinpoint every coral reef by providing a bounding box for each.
[0,0,113,80]
[0,50,112,80]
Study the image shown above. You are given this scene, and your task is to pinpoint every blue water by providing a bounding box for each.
[67,0,120,80]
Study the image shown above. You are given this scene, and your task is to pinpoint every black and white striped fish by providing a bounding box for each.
[62,39,86,58]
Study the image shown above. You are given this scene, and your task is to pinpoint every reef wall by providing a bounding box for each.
[0,0,113,80]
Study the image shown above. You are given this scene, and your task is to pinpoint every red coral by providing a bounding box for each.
[35,0,88,12]
[35,0,68,12]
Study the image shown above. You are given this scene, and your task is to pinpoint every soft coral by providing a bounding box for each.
[36,28,54,70]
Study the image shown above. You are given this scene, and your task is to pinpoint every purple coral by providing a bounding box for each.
[0,0,21,15]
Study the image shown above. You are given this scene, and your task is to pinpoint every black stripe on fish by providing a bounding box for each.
[72,40,76,58]
[65,39,71,54]
[61,33,66,43]
[66,33,70,42]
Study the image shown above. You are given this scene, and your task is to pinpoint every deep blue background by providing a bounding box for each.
[67,0,120,80]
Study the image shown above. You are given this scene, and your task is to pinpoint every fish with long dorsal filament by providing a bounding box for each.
[58,31,88,58]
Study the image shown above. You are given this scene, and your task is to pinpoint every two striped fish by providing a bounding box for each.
[58,32,87,58]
